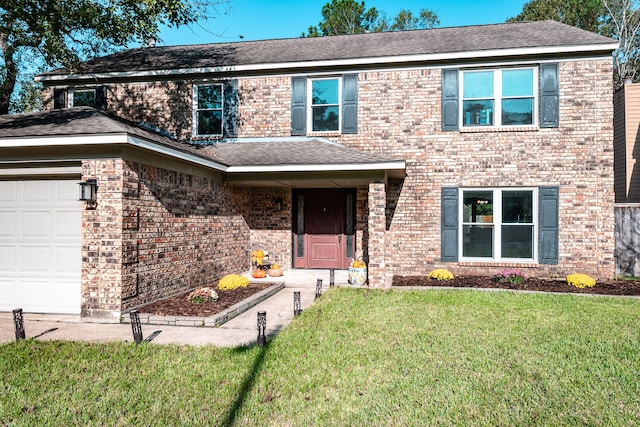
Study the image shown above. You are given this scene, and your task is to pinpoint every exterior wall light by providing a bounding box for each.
[275,197,283,211]
[78,178,98,209]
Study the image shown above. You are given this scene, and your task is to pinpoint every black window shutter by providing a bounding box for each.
[342,73,358,134]
[291,76,306,135]
[95,86,107,110]
[540,63,559,128]
[223,80,239,138]
[539,186,559,264]
[441,187,459,262]
[53,88,67,109]
[441,69,459,131]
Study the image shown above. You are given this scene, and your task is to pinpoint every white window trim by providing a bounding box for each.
[459,187,539,263]
[68,88,96,108]
[460,67,538,128]
[193,83,224,137]
[307,76,342,133]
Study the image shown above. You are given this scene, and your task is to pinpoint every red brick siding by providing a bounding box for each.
[70,57,615,285]
[81,159,252,317]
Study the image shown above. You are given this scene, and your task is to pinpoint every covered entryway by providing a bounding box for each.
[0,180,82,314]
[293,189,356,269]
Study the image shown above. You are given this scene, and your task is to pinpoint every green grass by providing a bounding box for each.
[2,289,640,426]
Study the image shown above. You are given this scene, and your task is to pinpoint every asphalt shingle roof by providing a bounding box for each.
[0,106,208,158]
[202,140,402,167]
[39,20,616,77]
[0,108,402,169]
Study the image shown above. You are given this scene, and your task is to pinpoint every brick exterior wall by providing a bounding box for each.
[61,55,615,304]
[81,158,252,319]
[248,187,292,269]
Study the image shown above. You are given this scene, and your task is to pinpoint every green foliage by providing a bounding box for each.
[507,0,640,87]
[303,0,439,37]
[9,80,42,113]
[493,268,526,284]
[0,0,215,114]
[376,9,440,32]
[507,0,606,34]
[1,290,639,425]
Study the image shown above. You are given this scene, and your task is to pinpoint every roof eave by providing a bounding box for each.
[36,43,619,83]
[226,161,406,173]
[0,133,229,172]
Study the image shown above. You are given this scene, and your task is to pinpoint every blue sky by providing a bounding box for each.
[155,0,530,46]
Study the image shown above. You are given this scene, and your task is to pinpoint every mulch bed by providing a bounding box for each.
[139,275,640,318]
[392,275,640,296]
[138,282,275,317]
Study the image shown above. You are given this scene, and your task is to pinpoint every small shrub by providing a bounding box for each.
[428,269,454,281]
[493,269,526,285]
[567,273,596,288]
[187,287,219,304]
[218,274,250,290]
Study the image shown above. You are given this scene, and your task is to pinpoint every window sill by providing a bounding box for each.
[458,261,538,268]
[308,131,342,137]
[460,126,539,133]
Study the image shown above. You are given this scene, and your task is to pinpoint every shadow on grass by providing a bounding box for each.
[221,343,270,427]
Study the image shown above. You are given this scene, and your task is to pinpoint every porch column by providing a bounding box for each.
[367,180,387,288]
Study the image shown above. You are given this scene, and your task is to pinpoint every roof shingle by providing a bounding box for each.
[39,20,616,78]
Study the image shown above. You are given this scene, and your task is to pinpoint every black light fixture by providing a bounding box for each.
[275,197,283,211]
[78,178,98,209]
[257,311,267,346]
[293,291,302,316]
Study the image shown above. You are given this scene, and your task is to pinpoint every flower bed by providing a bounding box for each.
[392,275,640,296]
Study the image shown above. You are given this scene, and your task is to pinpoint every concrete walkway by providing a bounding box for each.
[0,269,350,347]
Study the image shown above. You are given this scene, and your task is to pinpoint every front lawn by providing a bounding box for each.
[1,289,639,426]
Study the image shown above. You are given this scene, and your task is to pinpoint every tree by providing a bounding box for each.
[303,0,439,37]
[507,0,607,33]
[0,0,222,115]
[508,0,640,87]
[304,0,379,37]
[376,9,440,32]
[602,0,640,85]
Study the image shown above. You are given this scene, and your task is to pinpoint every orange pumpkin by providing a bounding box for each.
[252,269,267,278]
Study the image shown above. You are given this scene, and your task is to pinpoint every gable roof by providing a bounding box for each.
[38,20,617,82]
[0,108,405,174]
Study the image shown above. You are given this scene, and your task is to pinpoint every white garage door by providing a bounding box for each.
[0,180,81,314]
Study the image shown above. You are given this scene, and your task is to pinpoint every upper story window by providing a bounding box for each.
[194,84,223,137]
[309,77,341,132]
[69,89,96,107]
[192,81,239,139]
[54,86,105,109]
[441,63,559,131]
[462,68,536,127]
[291,74,358,136]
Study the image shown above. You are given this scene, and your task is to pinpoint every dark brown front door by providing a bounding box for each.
[293,189,355,269]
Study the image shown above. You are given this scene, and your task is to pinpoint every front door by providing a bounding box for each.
[293,189,355,269]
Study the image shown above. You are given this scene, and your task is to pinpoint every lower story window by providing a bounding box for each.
[461,188,537,261]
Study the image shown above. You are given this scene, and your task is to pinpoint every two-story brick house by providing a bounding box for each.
[0,20,617,319]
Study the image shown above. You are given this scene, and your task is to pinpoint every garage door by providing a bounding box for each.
[0,180,81,314]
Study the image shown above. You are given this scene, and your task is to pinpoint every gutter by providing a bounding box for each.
[0,133,229,172]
